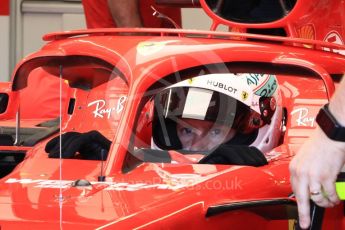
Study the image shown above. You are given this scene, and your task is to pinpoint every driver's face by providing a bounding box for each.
[176,118,236,151]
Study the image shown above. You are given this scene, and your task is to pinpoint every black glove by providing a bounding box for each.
[45,131,111,160]
[199,144,268,166]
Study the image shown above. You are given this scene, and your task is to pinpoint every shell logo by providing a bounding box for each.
[297,24,315,48]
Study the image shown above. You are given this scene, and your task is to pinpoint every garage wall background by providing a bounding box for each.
[3,0,217,82]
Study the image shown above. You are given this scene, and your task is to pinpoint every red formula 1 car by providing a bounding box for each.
[0,0,344,229]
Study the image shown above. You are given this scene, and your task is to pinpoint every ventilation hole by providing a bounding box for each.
[68,98,76,115]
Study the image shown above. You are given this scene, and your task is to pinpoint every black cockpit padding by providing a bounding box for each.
[0,134,14,146]
[0,117,60,146]
[199,145,268,166]
[134,148,171,163]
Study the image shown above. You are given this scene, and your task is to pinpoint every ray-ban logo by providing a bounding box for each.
[88,96,127,119]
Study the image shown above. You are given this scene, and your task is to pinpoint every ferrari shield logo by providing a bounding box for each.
[137,41,174,56]
[241,91,249,100]
[188,78,195,85]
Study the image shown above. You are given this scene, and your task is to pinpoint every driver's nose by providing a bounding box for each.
[190,132,208,151]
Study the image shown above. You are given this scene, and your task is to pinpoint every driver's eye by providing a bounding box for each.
[180,127,193,135]
[209,129,221,136]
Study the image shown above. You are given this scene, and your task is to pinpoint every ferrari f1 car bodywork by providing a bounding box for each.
[0,0,345,229]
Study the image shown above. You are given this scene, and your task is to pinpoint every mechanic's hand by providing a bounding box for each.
[45,131,111,160]
[198,144,268,166]
[289,127,345,229]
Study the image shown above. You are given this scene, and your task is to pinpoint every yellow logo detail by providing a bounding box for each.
[241,91,249,100]
[137,41,173,56]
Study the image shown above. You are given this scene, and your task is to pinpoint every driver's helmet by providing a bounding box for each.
[151,73,282,153]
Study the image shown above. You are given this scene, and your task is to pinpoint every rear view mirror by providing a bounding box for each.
[0,93,9,114]
[203,0,297,24]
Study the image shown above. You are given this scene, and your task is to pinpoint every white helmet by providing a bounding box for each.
[151,73,283,153]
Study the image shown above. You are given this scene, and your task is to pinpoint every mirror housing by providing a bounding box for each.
[200,0,301,30]
[0,93,9,114]
[203,0,296,24]
[155,0,200,7]
[0,82,18,120]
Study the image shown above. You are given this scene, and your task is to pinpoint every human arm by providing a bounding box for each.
[289,76,345,229]
[107,0,143,27]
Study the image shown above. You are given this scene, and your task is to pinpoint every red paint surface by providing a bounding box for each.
[0,0,9,16]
